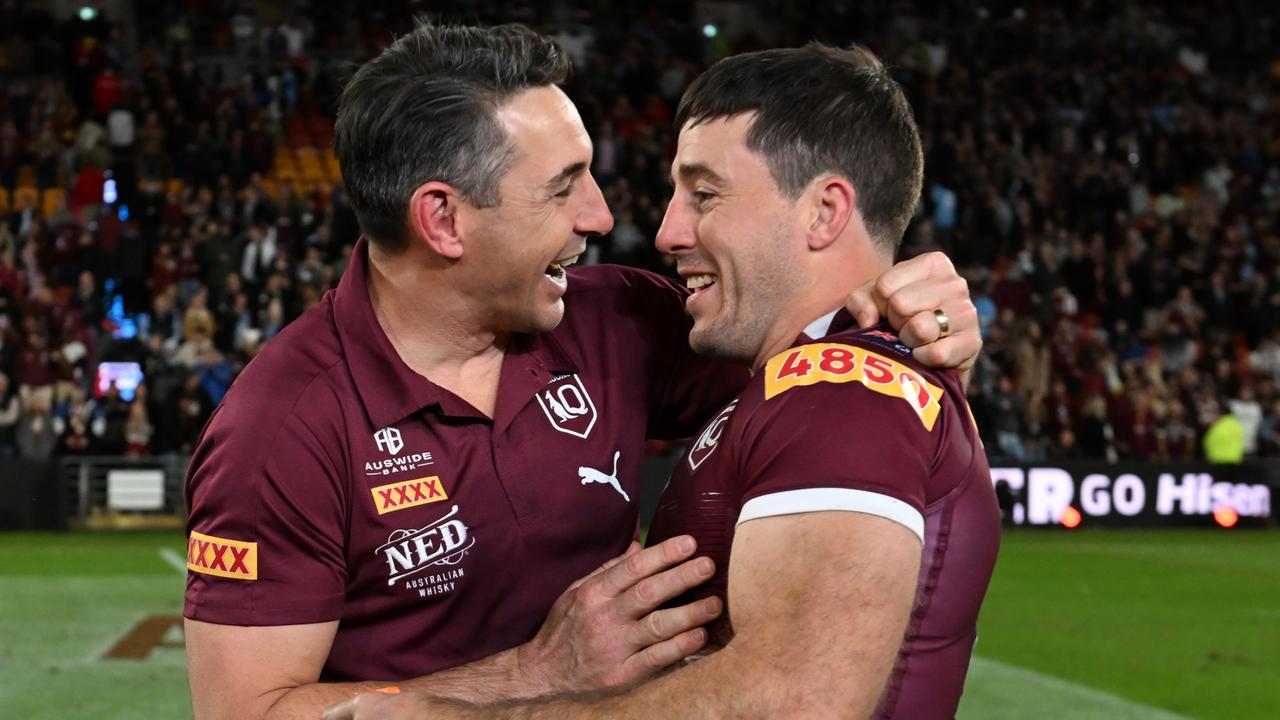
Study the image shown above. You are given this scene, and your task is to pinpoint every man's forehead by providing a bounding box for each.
[673,113,761,183]
[498,86,592,161]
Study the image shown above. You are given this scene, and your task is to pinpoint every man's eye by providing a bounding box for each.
[554,185,573,198]
[693,190,716,203]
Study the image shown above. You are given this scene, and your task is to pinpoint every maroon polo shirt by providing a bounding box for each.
[647,311,1000,720]
[183,238,746,681]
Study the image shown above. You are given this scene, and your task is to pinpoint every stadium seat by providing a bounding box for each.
[13,186,38,211]
[274,151,299,181]
[322,147,341,182]
[41,188,66,219]
[297,147,324,182]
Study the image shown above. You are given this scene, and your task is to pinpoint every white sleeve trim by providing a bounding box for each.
[737,488,925,542]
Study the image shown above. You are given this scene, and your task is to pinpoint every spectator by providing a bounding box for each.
[16,393,57,460]
[991,376,1027,461]
[182,287,216,342]
[1228,386,1263,457]
[52,385,105,444]
[1076,394,1117,462]
[123,400,153,457]
[1258,399,1280,457]
[1014,321,1051,432]
[0,372,19,458]
[1204,407,1246,464]
[1248,335,1280,385]
[1158,400,1198,461]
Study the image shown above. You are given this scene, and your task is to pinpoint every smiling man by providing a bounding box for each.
[182,24,985,720]
[644,45,1001,717]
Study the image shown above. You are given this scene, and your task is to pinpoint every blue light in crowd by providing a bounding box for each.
[105,290,139,340]
[117,204,130,221]
[702,24,718,38]
[104,178,118,204]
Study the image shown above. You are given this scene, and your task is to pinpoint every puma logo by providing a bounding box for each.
[578,451,628,502]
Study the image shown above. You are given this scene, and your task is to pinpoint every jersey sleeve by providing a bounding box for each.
[183,399,348,626]
[624,269,751,439]
[732,344,950,541]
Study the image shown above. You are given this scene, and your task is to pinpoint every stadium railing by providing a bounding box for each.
[59,455,190,531]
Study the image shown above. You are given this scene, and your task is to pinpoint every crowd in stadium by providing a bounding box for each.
[0,1,1277,464]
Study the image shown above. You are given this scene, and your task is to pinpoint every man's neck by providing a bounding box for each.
[750,253,891,372]
[366,245,508,415]
[750,292,847,372]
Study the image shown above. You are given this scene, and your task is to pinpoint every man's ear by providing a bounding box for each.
[408,182,466,259]
[806,176,856,252]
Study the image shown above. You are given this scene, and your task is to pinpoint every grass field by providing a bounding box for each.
[1,529,1277,719]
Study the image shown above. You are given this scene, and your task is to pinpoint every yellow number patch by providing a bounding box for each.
[764,343,945,431]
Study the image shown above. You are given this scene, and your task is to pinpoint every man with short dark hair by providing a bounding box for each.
[184,24,983,720]
[327,42,996,720]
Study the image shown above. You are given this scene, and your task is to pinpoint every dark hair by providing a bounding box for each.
[675,43,923,253]
[334,22,570,251]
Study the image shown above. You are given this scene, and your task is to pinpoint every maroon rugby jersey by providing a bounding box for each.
[184,238,746,681]
[647,310,1000,719]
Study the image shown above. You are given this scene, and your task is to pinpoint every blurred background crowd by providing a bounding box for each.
[0,0,1277,465]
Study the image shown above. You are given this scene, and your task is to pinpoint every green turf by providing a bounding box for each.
[0,530,190,575]
[1,529,1276,719]
[958,529,1280,720]
[0,532,191,720]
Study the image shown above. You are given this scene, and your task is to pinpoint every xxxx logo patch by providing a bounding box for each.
[187,532,257,580]
[371,476,449,515]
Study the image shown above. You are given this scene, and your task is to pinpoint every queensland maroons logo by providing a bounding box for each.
[687,400,738,471]
[536,374,598,439]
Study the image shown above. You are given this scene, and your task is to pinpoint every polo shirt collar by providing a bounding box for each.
[797,307,859,343]
[801,309,840,340]
[333,238,580,429]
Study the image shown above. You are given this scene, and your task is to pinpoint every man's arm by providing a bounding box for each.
[187,618,548,719]
[326,511,922,720]
[188,536,723,720]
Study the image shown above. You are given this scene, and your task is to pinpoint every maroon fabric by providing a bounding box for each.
[184,238,746,681]
[648,315,1000,719]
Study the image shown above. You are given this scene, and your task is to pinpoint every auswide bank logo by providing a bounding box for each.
[365,425,434,477]
[374,427,403,455]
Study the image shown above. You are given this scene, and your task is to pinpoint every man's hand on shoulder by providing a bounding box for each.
[845,251,981,377]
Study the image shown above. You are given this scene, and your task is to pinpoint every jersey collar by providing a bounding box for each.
[333,238,580,428]
[797,307,859,343]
